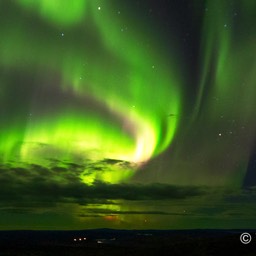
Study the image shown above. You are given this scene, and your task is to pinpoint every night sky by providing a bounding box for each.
[0,0,256,230]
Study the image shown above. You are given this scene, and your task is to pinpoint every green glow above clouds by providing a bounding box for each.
[170,0,256,186]
[0,0,182,183]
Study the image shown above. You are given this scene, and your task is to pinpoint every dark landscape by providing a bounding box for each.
[0,229,255,256]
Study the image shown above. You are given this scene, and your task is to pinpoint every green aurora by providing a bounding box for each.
[0,0,181,184]
[0,0,256,229]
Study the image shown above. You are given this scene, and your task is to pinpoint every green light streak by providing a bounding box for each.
[192,0,231,121]
[196,0,256,121]
[189,0,256,185]
[17,0,88,27]
[0,0,182,183]
[20,111,135,162]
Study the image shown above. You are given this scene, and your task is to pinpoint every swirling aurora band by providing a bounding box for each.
[0,0,256,230]
[0,0,181,184]
[0,0,255,188]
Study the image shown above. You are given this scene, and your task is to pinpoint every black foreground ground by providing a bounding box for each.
[0,229,255,256]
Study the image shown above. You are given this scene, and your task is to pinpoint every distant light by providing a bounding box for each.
[79,238,82,241]
[74,238,77,241]
[83,238,86,240]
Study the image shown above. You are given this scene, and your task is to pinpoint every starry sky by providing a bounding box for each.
[0,0,256,230]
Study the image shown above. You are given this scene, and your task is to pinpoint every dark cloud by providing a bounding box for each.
[78,214,102,218]
[0,162,205,209]
[99,158,133,168]
[85,209,188,216]
[223,186,256,204]
[0,207,34,214]
[1,162,256,223]
[81,181,205,201]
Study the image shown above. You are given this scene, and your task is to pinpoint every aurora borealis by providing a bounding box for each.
[1,0,181,182]
[0,0,256,230]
